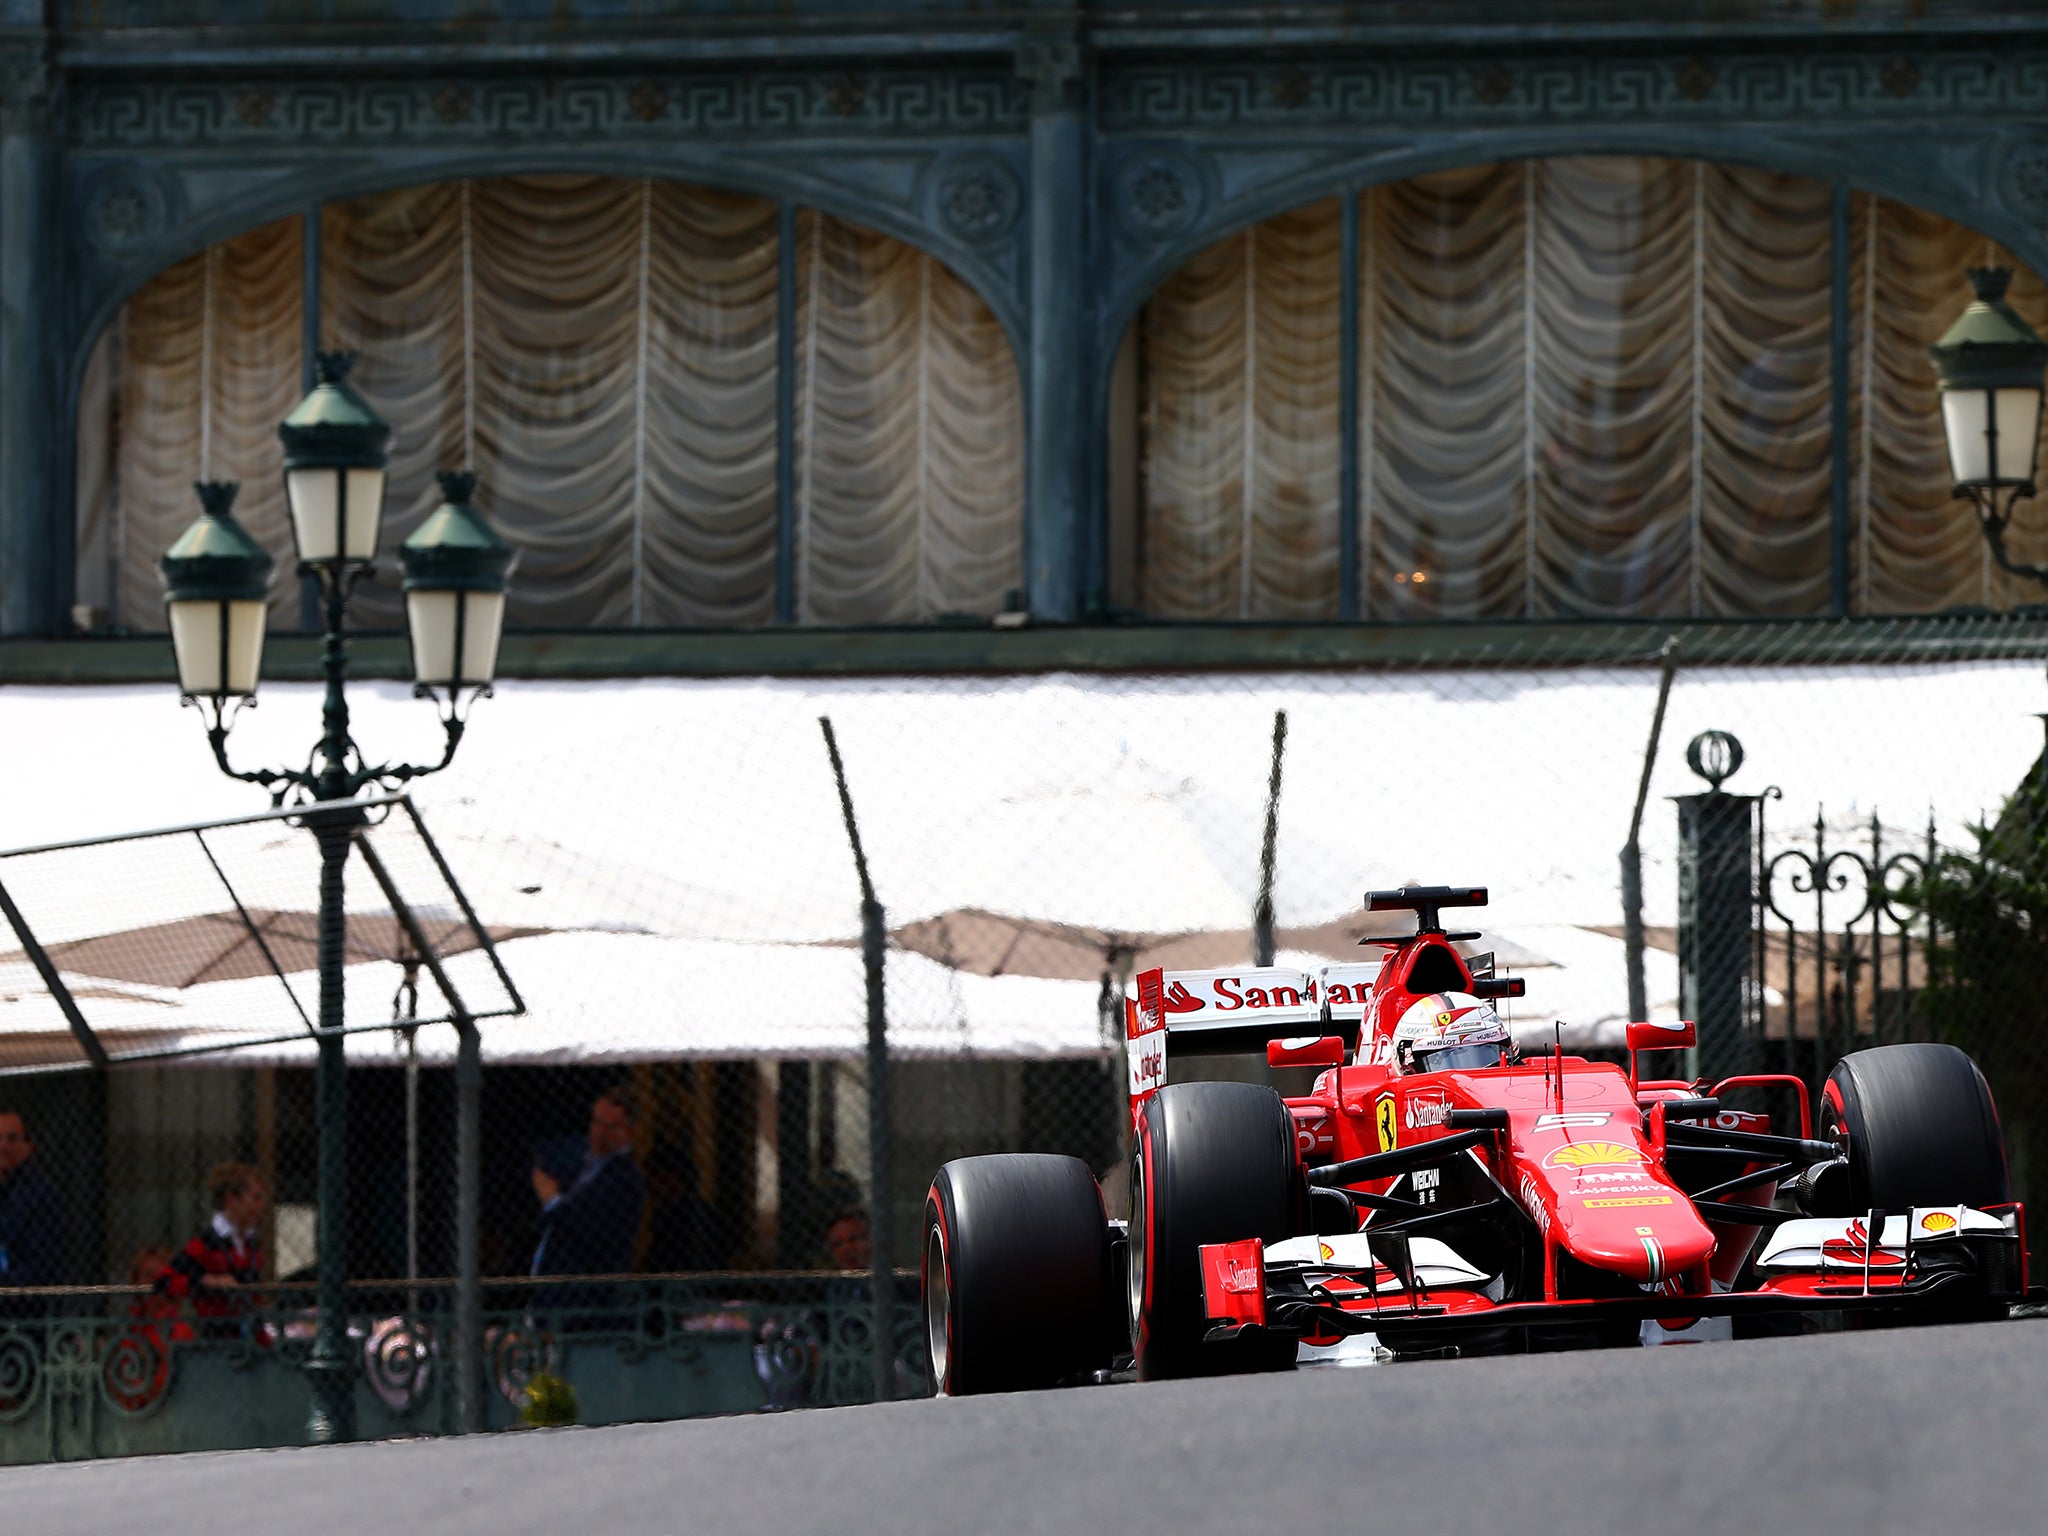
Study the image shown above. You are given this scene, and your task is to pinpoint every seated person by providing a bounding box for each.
[1390,992,1514,1075]
[156,1162,268,1338]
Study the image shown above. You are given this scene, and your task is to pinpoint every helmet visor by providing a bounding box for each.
[1413,1040,1505,1073]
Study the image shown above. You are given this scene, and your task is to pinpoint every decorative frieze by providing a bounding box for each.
[1100,50,2048,134]
[69,69,1030,150]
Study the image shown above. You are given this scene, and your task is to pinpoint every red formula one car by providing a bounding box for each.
[920,885,2028,1394]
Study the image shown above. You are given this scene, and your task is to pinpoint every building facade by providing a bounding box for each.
[6,2,2048,662]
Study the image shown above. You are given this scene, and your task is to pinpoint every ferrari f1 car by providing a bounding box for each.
[920,885,2028,1393]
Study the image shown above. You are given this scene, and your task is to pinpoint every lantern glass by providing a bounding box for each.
[285,464,386,565]
[1942,385,2046,489]
[168,598,269,698]
[406,587,505,688]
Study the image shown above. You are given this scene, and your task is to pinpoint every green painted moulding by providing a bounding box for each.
[5,614,2048,685]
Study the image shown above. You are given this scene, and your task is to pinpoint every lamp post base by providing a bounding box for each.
[304,1352,356,1445]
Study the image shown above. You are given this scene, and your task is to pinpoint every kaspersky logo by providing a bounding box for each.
[1543,1141,1644,1171]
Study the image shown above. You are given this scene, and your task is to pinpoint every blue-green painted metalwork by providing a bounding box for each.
[10,6,2048,636]
[0,1274,926,1464]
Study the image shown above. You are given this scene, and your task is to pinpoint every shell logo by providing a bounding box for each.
[1318,1241,1336,1261]
[1920,1211,1959,1233]
[1544,1141,1645,1170]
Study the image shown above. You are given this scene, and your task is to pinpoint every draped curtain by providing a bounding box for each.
[77,179,1022,632]
[1134,156,2048,619]
[794,210,1025,623]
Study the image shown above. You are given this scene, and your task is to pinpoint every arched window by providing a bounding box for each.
[74,177,1025,631]
[1117,158,2048,620]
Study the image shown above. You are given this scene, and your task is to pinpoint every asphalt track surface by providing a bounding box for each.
[7,1317,2045,1536]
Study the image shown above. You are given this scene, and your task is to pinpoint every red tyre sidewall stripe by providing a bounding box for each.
[925,1190,955,1394]
[1138,1105,1158,1354]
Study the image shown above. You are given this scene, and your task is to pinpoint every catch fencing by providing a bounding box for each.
[4,613,2048,1455]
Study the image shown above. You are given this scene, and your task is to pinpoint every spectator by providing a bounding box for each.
[114,1245,191,1411]
[0,1108,64,1290]
[824,1207,874,1272]
[641,1142,719,1274]
[526,1137,587,1276]
[157,1161,267,1334]
[529,1086,645,1280]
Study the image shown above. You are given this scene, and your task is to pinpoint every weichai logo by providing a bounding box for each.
[1544,1141,1644,1171]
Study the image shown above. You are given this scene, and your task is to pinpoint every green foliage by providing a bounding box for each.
[1907,764,2048,1202]
[519,1370,579,1428]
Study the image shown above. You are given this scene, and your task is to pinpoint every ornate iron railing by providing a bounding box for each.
[1755,799,1943,1096]
[0,1272,926,1464]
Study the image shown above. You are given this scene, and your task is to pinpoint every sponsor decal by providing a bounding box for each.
[1212,976,1313,1011]
[1584,1196,1673,1209]
[1291,1109,1334,1160]
[1376,1095,1398,1153]
[1920,1211,1959,1234]
[1318,1241,1336,1262]
[1127,1029,1166,1097]
[1544,1141,1645,1171]
[1577,1170,1659,1187]
[1436,1010,1457,1028]
[1162,980,1203,1014]
[1518,1172,1551,1235]
[1821,1218,1904,1268]
[1411,1166,1441,1207]
[1219,1256,1260,1293]
[1534,1112,1611,1130]
[1405,1092,1452,1131]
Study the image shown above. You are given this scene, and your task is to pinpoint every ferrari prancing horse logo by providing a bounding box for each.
[1376,1095,1398,1153]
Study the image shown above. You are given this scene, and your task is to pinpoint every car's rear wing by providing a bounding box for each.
[1127,962,1381,1107]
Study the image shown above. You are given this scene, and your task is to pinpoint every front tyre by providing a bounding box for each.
[922,1154,1113,1395]
[1823,1043,2010,1212]
[1131,1081,1303,1381]
[1823,1042,2014,1322]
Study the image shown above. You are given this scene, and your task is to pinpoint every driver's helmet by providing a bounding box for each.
[1391,992,1511,1075]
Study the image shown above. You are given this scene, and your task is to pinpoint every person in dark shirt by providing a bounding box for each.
[0,1109,65,1294]
[530,1086,646,1280]
[528,1087,646,1328]
[157,1161,267,1337]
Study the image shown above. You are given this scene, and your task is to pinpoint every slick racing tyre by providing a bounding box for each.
[1823,1043,2010,1213]
[923,1153,1114,1395]
[1131,1081,1303,1381]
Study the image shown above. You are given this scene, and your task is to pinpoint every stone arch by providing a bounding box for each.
[1100,128,2048,363]
[1107,147,2048,620]
[73,168,1030,632]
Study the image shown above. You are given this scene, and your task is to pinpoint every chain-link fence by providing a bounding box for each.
[5,616,2048,1455]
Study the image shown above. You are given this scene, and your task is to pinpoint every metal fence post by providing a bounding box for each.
[819,716,895,1402]
[860,894,892,1402]
[1622,638,1681,1023]
[454,1016,483,1432]
[1676,731,1762,1083]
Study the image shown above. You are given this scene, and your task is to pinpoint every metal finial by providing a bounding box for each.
[1968,266,2014,306]
[1685,729,1744,791]
[436,469,479,503]
[313,350,358,386]
[194,480,241,518]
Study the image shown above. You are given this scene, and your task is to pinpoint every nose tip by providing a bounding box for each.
[1575,1224,1715,1286]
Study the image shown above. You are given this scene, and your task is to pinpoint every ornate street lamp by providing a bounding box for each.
[160,481,273,705]
[1931,266,2048,585]
[401,471,516,705]
[158,350,511,1445]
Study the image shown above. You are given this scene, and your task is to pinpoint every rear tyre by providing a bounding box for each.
[922,1154,1113,1395]
[1131,1082,1303,1381]
[1823,1043,2010,1212]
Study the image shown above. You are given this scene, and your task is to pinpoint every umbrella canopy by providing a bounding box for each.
[0,907,544,990]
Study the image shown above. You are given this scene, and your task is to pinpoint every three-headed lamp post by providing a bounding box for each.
[158,352,514,1444]
[1932,266,2048,586]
